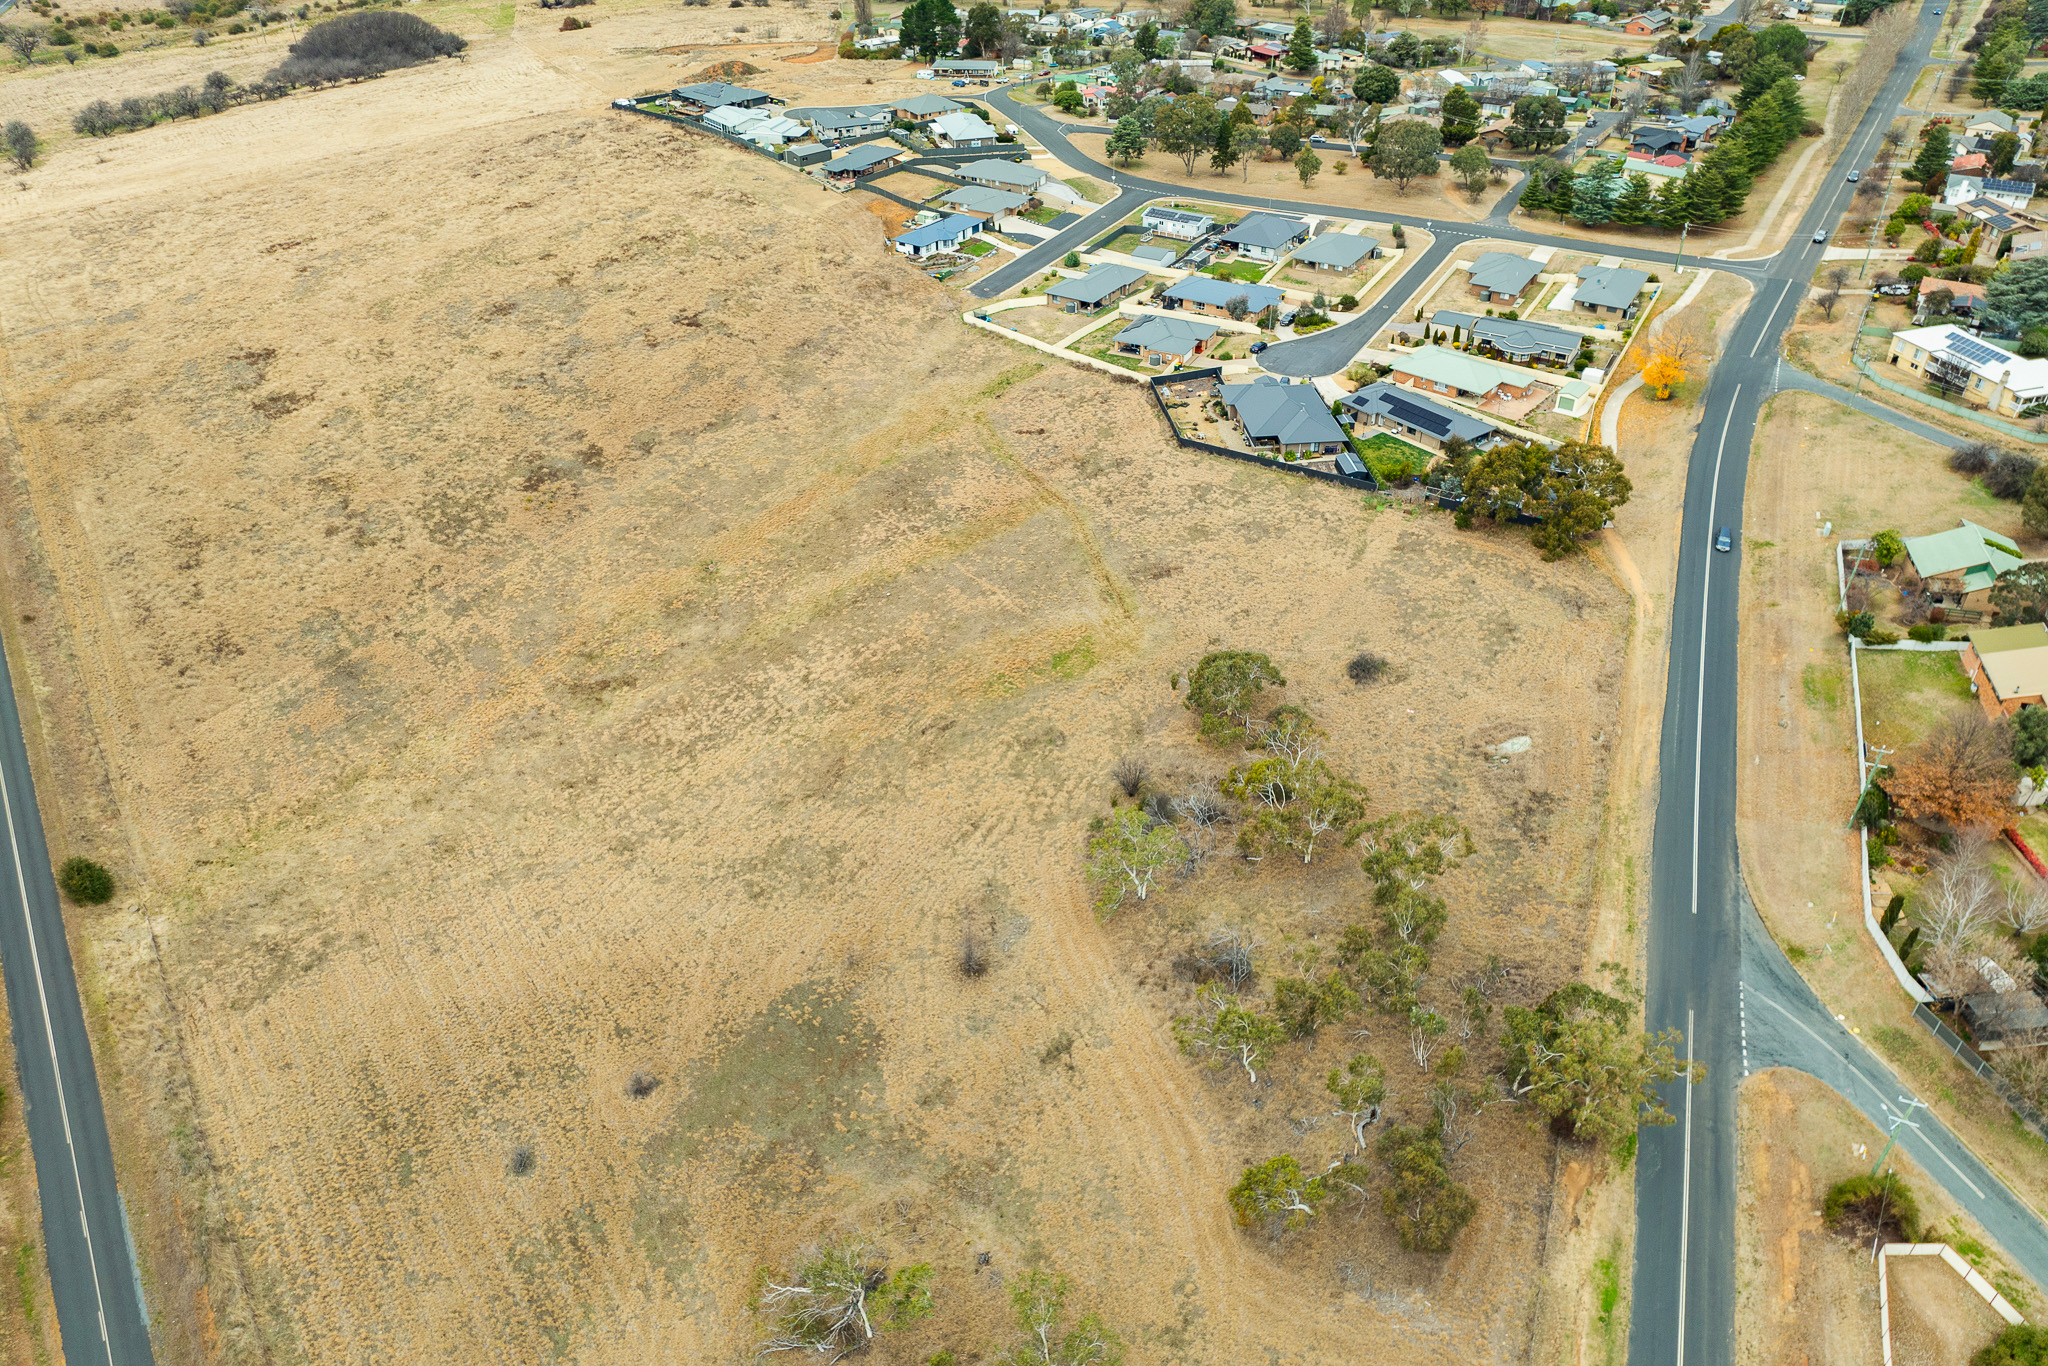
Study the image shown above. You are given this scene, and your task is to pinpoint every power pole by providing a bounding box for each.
[1860,167,1891,283]
[1674,219,1689,274]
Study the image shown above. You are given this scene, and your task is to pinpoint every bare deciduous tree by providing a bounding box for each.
[1428,1078,1485,1157]
[1408,1004,1447,1072]
[1111,753,1149,797]
[2003,881,2048,936]
[1921,843,2000,956]
[2,27,42,64]
[1203,925,1260,990]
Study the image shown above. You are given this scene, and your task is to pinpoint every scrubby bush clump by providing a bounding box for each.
[1822,1171,1919,1244]
[57,857,113,905]
[266,10,464,86]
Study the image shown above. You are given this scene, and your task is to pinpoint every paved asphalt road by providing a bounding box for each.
[0,641,154,1365]
[1628,4,1956,1364]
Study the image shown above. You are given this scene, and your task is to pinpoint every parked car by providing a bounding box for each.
[1278,308,1298,326]
[1249,340,1268,354]
[1714,526,1733,553]
[953,78,969,86]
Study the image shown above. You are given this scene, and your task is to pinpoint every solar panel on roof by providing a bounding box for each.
[1943,334,2010,368]
[1381,394,1454,437]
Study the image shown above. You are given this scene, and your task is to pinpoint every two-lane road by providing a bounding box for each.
[0,634,153,1364]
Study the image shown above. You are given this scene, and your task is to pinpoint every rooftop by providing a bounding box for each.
[1574,263,1650,309]
[1162,276,1286,312]
[1290,233,1377,270]
[1429,310,1582,356]
[930,110,997,141]
[1341,381,1499,444]
[1465,251,1544,296]
[1046,262,1151,306]
[893,213,982,249]
[1114,315,1219,353]
[1902,519,2024,594]
[1216,377,1349,447]
[1394,343,1524,395]
[1219,212,1310,251]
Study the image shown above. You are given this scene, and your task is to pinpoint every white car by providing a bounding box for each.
[916,68,936,79]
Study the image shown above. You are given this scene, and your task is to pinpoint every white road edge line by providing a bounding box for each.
[1752,992,1986,1200]
[0,732,115,1362]
[1677,1006,1697,1366]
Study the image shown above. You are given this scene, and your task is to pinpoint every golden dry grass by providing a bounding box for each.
[0,11,1648,1364]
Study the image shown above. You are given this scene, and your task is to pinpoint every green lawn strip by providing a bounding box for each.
[1061,176,1111,204]
[1021,205,1062,224]
[1203,261,1269,283]
[961,240,995,257]
[1857,650,1974,754]
[1349,432,1434,484]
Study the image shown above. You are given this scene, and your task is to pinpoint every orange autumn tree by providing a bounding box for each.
[1641,349,1687,400]
[1884,711,2015,833]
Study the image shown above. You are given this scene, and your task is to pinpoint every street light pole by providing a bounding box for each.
[1871,1095,1928,1176]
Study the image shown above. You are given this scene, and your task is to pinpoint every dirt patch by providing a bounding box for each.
[781,45,833,63]
[1737,1069,2020,1366]
[692,58,766,81]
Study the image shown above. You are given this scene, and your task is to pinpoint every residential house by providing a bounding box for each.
[1967,110,2018,139]
[1575,264,1649,319]
[1963,622,2048,710]
[892,213,982,258]
[1914,275,1989,324]
[1982,177,2038,210]
[931,58,1003,77]
[1623,8,1672,33]
[1246,41,1288,64]
[1905,520,2026,621]
[1251,75,1314,102]
[1215,376,1351,456]
[1046,263,1152,313]
[1630,125,1687,156]
[894,93,965,121]
[938,183,1030,228]
[805,106,893,140]
[1113,315,1219,367]
[1622,151,1692,183]
[1131,243,1183,266]
[1955,198,2023,236]
[1473,122,1516,151]
[783,143,833,168]
[1952,152,1990,175]
[1143,206,1217,239]
[1957,983,2048,1049]
[930,110,999,147]
[823,142,907,180]
[1162,276,1287,318]
[671,81,776,112]
[1464,251,1544,304]
[703,105,807,145]
[955,158,1050,192]
[1250,20,1295,38]
[1887,325,2048,417]
[1218,212,1311,262]
[1429,310,1581,366]
[1290,232,1380,272]
[2009,227,2048,262]
[1390,344,1544,402]
[1340,381,1503,451]
[1673,113,1721,144]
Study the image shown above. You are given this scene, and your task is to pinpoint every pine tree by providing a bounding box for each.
[2029,0,2048,44]
[1286,15,1317,72]
[1691,167,1733,223]
[1570,159,1620,225]
[1910,125,1954,193]
[1653,178,1693,230]
[1612,172,1655,226]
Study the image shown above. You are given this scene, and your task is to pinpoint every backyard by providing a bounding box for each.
[1352,432,1435,485]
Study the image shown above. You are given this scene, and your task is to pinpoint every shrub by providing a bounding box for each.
[1337,293,1358,310]
[1347,651,1388,685]
[1864,627,1901,645]
[57,857,113,905]
[1822,1172,1919,1243]
[1908,623,1948,642]
[1111,754,1148,797]
[1975,1324,2048,1366]
[1951,440,1999,474]
[1987,451,2041,500]
[266,9,464,85]
[959,931,988,977]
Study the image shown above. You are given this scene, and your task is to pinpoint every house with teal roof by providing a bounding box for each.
[1902,519,2025,617]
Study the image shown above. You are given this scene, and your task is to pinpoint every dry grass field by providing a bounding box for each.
[0,5,1650,1362]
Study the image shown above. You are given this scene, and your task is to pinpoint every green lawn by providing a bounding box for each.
[1062,176,1112,204]
[1351,433,1435,485]
[961,239,995,257]
[1858,649,1975,755]
[1021,205,1062,224]
[1203,260,1269,283]
[1096,227,1150,255]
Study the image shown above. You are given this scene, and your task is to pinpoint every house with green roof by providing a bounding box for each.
[1962,623,2048,716]
[1901,519,2024,617]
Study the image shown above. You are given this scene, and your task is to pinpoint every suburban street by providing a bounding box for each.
[963,8,2048,1364]
[0,637,154,1364]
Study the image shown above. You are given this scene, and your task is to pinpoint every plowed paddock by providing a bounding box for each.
[0,81,1629,1365]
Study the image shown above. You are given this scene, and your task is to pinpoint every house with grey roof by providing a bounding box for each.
[1430,311,1581,366]
[1113,315,1219,367]
[1130,243,1183,266]
[1162,276,1286,318]
[1215,377,1350,455]
[1340,381,1503,452]
[938,183,1030,227]
[1290,233,1379,273]
[1142,206,1216,239]
[931,109,999,147]
[824,142,907,180]
[672,81,775,111]
[932,58,1003,76]
[803,106,893,139]
[892,213,982,258]
[895,93,964,120]
[1464,251,1544,304]
[955,158,1049,191]
[1218,212,1311,262]
[1046,263,1152,313]
[1573,264,1649,319]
